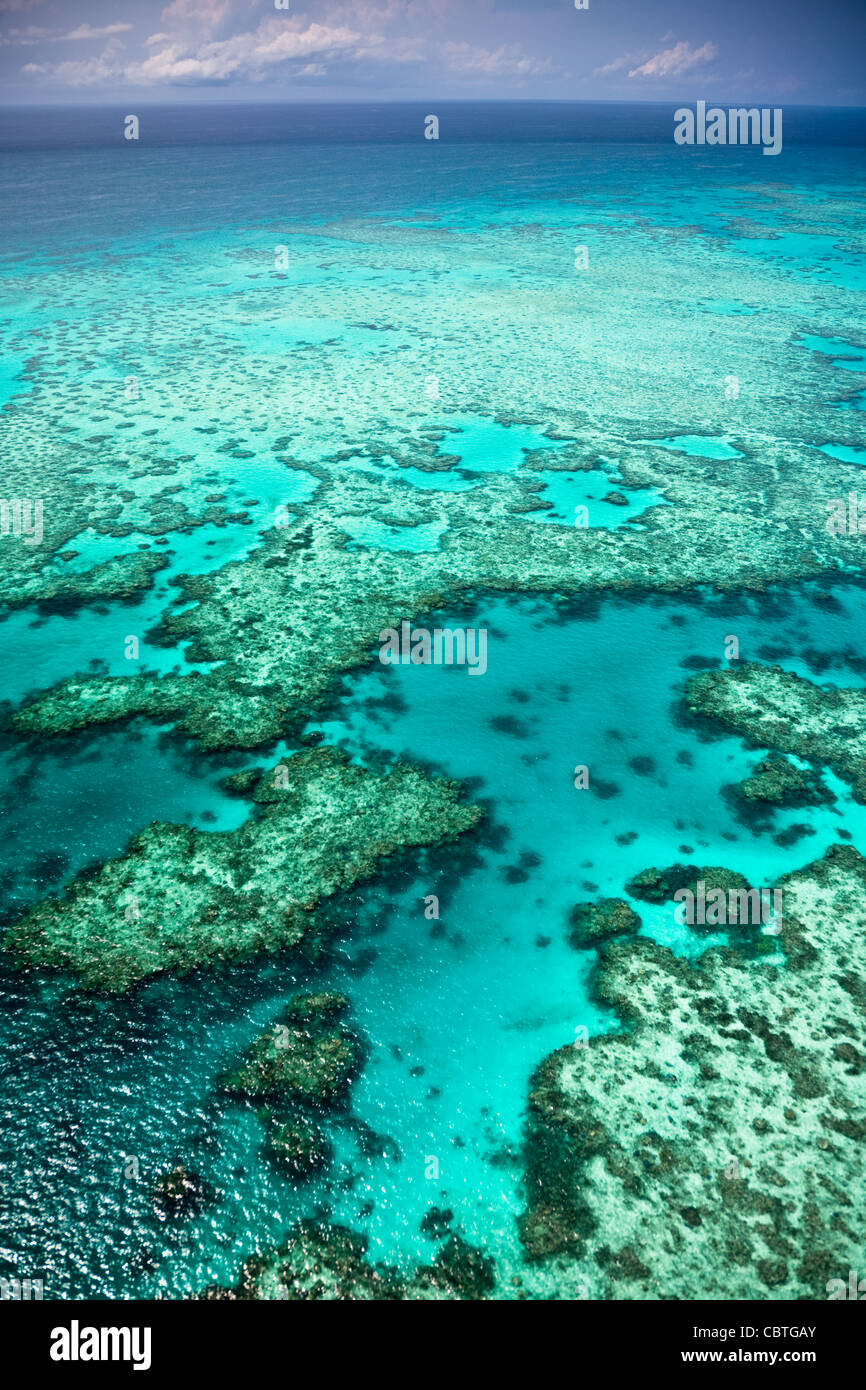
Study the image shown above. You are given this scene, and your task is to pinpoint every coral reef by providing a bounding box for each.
[262,1113,333,1181]
[151,1166,208,1221]
[520,844,866,1298]
[200,1220,495,1301]
[687,662,866,802]
[13,443,866,753]
[219,993,362,1106]
[219,993,363,1182]
[568,897,641,948]
[626,863,750,905]
[738,754,833,810]
[4,749,482,990]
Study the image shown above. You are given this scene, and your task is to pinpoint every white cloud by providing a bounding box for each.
[63,25,133,42]
[161,0,233,25]
[127,21,366,84]
[1,22,132,46]
[593,54,631,78]
[14,7,555,90]
[27,36,127,88]
[628,40,718,79]
[441,40,553,79]
[1,25,49,44]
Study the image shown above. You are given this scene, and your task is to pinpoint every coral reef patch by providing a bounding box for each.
[520,844,866,1298]
[4,749,482,990]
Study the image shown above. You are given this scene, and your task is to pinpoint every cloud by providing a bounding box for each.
[161,0,233,24]
[1,22,132,46]
[325,0,459,20]
[627,40,717,79]
[126,21,368,84]
[63,25,133,42]
[0,25,49,44]
[14,7,555,91]
[29,37,127,89]
[441,40,553,79]
[593,54,632,78]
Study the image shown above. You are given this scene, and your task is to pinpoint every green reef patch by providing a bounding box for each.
[219,991,363,1107]
[520,844,866,1298]
[219,991,365,1183]
[731,753,835,825]
[687,661,866,803]
[201,1219,495,1301]
[263,1113,334,1183]
[4,747,482,991]
[12,443,866,753]
[568,897,641,948]
[626,863,751,906]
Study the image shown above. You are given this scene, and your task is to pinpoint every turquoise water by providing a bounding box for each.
[527,465,669,528]
[3,581,866,1296]
[816,443,866,465]
[340,515,448,552]
[305,585,866,1270]
[799,334,866,371]
[649,435,745,460]
[1,110,865,1299]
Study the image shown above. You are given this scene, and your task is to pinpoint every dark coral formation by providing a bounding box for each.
[626,863,750,905]
[201,1220,495,1301]
[263,1113,333,1181]
[220,992,363,1183]
[151,1166,209,1221]
[738,753,833,810]
[420,1205,454,1240]
[220,993,362,1107]
[568,897,641,948]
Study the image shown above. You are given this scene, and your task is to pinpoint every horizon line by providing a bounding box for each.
[1,97,864,111]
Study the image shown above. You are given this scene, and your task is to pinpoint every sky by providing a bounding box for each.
[0,0,863,106]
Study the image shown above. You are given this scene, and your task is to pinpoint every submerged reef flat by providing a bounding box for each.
[220,992,364,1183]
[520,844,866,1299]
[735,753,834,816]
[0,429,251,613]
[12,446,866,752]
[5,748,482,990]
[201,1219,495,1301]
[2,548,169,612]
[688,661,866,802]
[219,992,363,1106]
